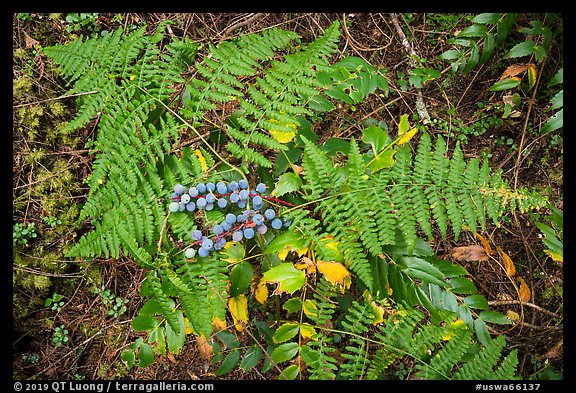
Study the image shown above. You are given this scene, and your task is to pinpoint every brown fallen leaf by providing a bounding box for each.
[24,31,40,49]
[195,335,214,363]
[499,64,529,81]
[542,338,563,360]
[518,276,531,302]
[451,245,489,261]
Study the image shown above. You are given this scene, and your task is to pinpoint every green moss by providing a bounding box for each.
[13,74,34,100]
[17,105,44,140]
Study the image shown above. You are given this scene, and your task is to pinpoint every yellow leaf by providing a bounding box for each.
[228,294,249,332]
[299,323,317,340]
[252,279,269,305]
[269,129,296,143]
[473,232,493,255]
[277,244,309,261]
[370,302,385,325]
[397,127,418,146]
[527,64,537,91]
[518,276,531,302]
[302,300,319,319]
[497,246,516,277]
[195,149,208,172]
[544,249,563,264]
[295,256,316,274]
[316,260,351,292]
[184,318,194,335]
[212,317,227,331]
[506,310,521,322]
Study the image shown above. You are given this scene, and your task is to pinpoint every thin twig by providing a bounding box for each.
[222,13,267,37]
[389,13,430,123]
[487,300,562,319]
[13,90,98,109]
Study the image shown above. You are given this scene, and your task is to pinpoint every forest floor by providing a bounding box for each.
[12,13,563,381]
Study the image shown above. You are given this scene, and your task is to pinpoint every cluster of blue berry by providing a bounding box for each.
[168,180,291,258]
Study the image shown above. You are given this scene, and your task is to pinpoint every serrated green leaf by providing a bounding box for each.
[507,40,536,58]
[322,137,350,156]
[272,172,302,197]
[463,294,489,310]
[540,109,563,134]
[240,346,262,372]
[548,67,563,87]
[550,90,563,110]
[449,277,477,294]
[165,310,186,355]
[472,13,502,24]
[474,318,491,346]
[217,330,240,349]
[271,342,299,364]
[440,49,461,61]
[308,94,335,112]
[121,350,136,368]
[279,364,299,380]
[131,315,159,332]
[458,24,489,38]
[216,349,241,375]
[230,262,254,297]
[138,343,154,367]
[282,298,302,313]
[397,256,447,287]
[488,78,521,91]
[273,322,300,343]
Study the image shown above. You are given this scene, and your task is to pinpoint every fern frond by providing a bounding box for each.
[452,335,508,380]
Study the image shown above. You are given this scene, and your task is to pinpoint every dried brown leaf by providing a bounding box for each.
[499,64,529,80]
[518,276,531,302]
[451,245,489,261]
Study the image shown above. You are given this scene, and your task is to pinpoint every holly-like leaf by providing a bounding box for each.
[138,343,154,368]
[261,263,305,295]
[272,172,302,197]
[264,230,309,260]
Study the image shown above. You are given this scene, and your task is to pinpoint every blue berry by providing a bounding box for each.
[205,203,214,211]
[222,221,232,231]
[180,194,191,204]
[202,238,214,250]
[283,219,292,227]
[174,184,186,194]
[243,228,255,239]
[256,183,267,193]
[239,179,249,189]
[206,182,216,192]
[188,187,199,197]
[232,231,243,242]
[196,197,207,209]
[252,213,264,226]
[205,193,216,204]
[252,195,263,205]
[198,247,210,258]
[264,209,276,220]
[218,198,228,208]
[196,183,206,193]
[168,202,180,212]
[213,224,224,236]
[228,181,239,192]
[178,202,186,212]
[185,248,196,259]
[256,224,268,234]
[230,192,240,203]
[239,190,249,201]
[237,200,246,209]
[192,230,203,241]
[225,213,237,225]
[271,218,283,229]
[216,182,228,195]
[186,202,196,212]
